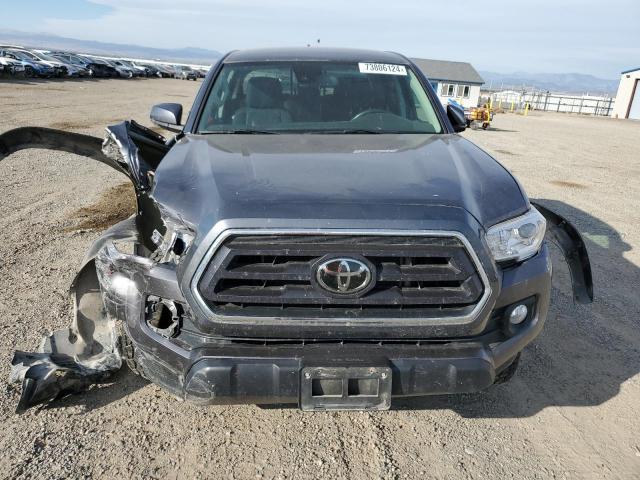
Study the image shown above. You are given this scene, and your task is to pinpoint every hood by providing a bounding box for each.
[152,133,528,231]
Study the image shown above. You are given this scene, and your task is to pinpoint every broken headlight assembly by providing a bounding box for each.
[149,212,194,264]
[486,207,546,263]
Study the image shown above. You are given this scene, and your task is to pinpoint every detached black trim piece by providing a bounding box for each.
[0,126,118,169]
[533,202,594,303]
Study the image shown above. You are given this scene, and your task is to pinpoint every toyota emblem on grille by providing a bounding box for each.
[314,257,373,295]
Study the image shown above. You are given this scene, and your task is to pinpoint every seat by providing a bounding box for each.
[232,77,292,128]
[285,84,321,121]
[321,77,375,121]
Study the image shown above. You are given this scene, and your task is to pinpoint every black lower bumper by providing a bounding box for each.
[179,343,496,408]
[92,222,552,409]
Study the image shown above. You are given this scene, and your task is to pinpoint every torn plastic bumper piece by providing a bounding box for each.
[10,352,120,414]
[8,216,171,412]
[10,259,122,413]
[532,202,594,304]
[0,121,168,192]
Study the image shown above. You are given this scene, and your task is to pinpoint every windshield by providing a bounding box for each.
[69,55,89,65]
[197,61,442,134]
[37,53,61,63]
[9,50,39,62]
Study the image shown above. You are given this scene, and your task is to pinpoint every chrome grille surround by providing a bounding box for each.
[189,229,491,327]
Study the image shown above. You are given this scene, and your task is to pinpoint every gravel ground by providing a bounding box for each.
[0,78,639,479]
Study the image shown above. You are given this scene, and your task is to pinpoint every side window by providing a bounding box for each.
[199,67,236,128]
[410,71,440,127]
[441,83,455,97]
[457,85,471,98]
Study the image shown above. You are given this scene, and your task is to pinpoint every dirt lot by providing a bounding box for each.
[0,77,639,479]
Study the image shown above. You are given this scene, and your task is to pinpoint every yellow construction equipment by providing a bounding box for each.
[466,100,492,130]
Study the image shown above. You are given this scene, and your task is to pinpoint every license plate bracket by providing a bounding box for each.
[300,366,392,411]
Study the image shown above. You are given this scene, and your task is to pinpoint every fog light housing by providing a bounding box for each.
[509,304,528,325]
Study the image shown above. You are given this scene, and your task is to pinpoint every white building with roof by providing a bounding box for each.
[611,67,640,119]
[411,58,484,108]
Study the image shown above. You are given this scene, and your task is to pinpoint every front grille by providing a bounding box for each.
[196,235,485,319]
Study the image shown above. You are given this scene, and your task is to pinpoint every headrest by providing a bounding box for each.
[246,77,283,108]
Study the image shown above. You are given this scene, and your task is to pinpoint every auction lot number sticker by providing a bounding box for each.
[358,62,407,76]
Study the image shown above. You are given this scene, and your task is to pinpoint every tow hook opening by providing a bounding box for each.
[145,296,182,338]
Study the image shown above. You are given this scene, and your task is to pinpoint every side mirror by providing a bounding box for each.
[446,104,467,133]
[150,103,183,132]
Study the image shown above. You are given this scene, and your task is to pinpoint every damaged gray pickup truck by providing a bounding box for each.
[1,48,593,412]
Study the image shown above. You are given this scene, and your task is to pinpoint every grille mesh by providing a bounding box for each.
[197,235,484,319]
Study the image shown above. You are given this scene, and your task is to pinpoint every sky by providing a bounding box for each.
[1,0,638,78]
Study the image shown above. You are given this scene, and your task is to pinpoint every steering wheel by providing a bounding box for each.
[350,109,388,121]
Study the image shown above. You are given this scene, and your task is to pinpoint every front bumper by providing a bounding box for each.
[97,220,552,407]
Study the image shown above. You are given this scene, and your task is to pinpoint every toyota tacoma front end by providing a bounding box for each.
[1,48,592,412]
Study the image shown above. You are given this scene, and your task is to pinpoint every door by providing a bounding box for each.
[628,79,640,120]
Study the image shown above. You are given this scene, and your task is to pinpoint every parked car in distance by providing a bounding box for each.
[8,48,68,77]
[175,65,198,80]
[111,59,145,77]
[155,63,177,78]
[100,58,134,78]
[0,55,26,76]
[139,63,162,77]
[51,52,113,78]
[79,55,119,77]
[129,61,152,77]
[0,49,55,77]
[33,51,89,77]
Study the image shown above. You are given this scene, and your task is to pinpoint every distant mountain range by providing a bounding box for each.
[0,29,621,94]
[479,70,619,95]
[0,28,221,65]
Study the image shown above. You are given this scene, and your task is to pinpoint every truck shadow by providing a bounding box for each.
[395,199,639,417]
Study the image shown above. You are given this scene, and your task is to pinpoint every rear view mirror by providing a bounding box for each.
[150,103,183,132]
[447,104,467,132]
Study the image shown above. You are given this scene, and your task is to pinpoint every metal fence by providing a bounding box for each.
[487,90,615,116]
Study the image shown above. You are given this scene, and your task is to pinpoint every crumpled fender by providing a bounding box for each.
[10,261,122,413]
[0,126,127,176]
[0,121,167,192]
[2,122,169,412]
[532,202,594,304]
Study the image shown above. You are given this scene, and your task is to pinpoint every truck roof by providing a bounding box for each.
[223,47,410,64]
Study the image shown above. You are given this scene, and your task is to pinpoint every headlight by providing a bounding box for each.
[485,207,546,262]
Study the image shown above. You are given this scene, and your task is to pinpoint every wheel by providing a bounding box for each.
[118,323,143,377]
[25,66,35,77]
[494,353,521,384]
